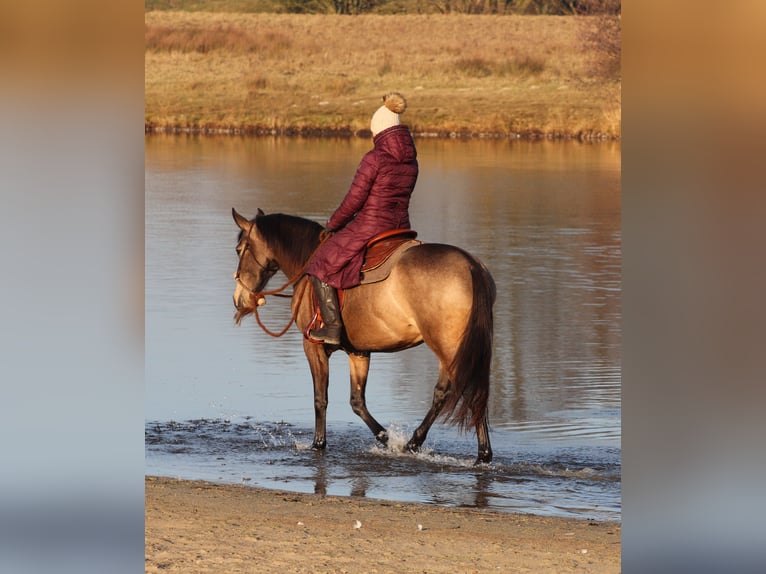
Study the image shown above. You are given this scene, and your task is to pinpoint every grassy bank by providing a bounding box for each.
[145,12,621,139]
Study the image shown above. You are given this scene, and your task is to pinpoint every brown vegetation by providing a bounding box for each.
[144,12,621,139]
[145,0,621,15]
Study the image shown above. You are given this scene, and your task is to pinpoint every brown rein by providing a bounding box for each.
[251,278,310,338]
[233,267,306,334]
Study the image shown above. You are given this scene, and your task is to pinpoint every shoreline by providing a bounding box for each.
[145,124,619,142]
[146,476,621,573]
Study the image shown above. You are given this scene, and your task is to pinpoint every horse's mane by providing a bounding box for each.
[255,213,323,266]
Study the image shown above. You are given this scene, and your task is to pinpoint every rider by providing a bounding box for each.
[306,92,419,345]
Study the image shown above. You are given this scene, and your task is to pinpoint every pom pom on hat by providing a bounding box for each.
[382,92,407,114]
[370,92,407,136]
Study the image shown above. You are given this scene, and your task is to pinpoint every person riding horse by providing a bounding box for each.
[305,92,419,345]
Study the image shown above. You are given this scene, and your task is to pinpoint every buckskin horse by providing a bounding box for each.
[231,208,496,464]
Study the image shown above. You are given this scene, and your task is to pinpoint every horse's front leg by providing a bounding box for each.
[406,366,450,454]
[304,340,331,450]
[348,351,388,445]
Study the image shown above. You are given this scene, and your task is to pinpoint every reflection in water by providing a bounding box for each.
[145,135,620,518]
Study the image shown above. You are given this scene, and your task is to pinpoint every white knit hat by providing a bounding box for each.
[370,92,407,137]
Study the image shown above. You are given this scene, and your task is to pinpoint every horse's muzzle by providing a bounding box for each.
[233,283,248,310]
[233,285,265,311]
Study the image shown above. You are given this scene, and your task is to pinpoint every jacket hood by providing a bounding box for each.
[373,125,417,164]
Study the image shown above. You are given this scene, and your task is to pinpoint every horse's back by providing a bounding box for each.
[343,243,489,352]
[394,242,478,296]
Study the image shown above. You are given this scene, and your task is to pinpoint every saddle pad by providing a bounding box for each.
[360,239,420,285]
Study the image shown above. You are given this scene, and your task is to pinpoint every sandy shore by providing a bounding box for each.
[146,476,620,573]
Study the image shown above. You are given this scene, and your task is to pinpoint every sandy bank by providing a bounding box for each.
[146,476,620,573]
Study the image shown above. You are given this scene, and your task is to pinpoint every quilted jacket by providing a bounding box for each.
[306,124,418,289]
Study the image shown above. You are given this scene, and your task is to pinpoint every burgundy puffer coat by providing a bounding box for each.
[306,124,418,289]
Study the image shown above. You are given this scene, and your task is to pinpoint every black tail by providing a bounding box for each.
[442,255,496,430]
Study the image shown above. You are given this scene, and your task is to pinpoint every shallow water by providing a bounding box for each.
[145,135,621,521]
[145,418,620,521]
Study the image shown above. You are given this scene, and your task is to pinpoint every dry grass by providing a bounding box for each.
[145,23,292,54]
[145,13,621,138]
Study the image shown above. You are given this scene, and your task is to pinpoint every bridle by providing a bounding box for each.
[234,246,276,291]
[233,224,332,337]
[233,226,278,296]
[233,225,305,336]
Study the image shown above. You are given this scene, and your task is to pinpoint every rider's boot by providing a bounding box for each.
[309,276,342,345]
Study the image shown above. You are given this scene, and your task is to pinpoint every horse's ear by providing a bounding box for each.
[232,208,251,231]
[257,208,265,216]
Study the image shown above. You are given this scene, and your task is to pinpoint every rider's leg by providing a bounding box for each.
[309,275,342,345]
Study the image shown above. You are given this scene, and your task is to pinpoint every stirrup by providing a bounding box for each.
[309,325,341,345]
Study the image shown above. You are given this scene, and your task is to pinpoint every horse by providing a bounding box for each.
[231,208,496,464]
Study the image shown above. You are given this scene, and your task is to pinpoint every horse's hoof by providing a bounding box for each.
[474,451,493,465]
[375,431,389,446]
[405,441,419,454]
[311,440,326,451]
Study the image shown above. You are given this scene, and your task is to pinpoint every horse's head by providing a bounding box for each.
[232,208,279,311]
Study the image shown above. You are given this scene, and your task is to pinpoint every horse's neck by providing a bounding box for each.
[279,235,320,281]
[270,245,304,281]
[267,217,321,281]
[280,260,304,282]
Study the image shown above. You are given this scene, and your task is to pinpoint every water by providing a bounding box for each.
[145,135,621,521]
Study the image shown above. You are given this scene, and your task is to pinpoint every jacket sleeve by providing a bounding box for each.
[327,153,378,231]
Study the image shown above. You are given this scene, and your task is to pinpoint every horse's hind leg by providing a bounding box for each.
[348,351,388,445]
[476,417,493,464]
[405,365,450,454]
